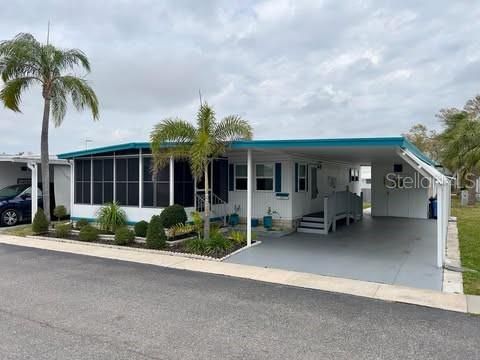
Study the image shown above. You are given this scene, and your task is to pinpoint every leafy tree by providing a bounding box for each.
[403,123,440,161]
[150,103,252,240]
[0,33,99,220]
[437,98,480,205]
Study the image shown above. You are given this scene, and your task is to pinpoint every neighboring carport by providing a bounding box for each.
[0,155,71,221]
[228,137,451,290]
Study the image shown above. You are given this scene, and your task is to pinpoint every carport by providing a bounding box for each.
[0,155,71,222]
[226,137,451,290]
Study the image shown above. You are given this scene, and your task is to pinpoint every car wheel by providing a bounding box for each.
[1,209,19,226]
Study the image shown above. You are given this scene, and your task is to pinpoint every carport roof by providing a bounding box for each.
[57,136,436,167]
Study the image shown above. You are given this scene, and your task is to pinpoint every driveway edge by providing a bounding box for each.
[0,234,475,314]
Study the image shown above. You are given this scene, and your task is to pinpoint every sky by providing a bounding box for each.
[1,0,479,155]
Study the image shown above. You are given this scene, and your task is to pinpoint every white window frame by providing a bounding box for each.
[255,163,274,192]
[235,164,248,191]
[298,163,307,192]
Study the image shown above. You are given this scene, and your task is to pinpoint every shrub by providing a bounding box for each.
[53,205,67,220]
[206,234,233,257]
[76,218,89,229]
[185,238,207,255]
[190,211,204,238]
[146,215,166,249]
[96,202,127,232]
[114,227,135,246]
[229,230,246,245]
[55,223,71,238]
[134,220,149,237]
[159,204,187,228]
[32,209,49,233]
[168,223,194,239]
[79,225,98,242]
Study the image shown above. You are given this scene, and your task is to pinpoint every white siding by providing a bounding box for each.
[71,203,196,224]
[371,159,429,219]
[227,153,293,221]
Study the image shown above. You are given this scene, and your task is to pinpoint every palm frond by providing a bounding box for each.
[50,81,67,126]
[214,114,253,142]
[150,119,196,173]
[0,77,37,112]
[56,75,99,122]
[0,33,42,82]
[53,48,90,73]
[196,102,216,135]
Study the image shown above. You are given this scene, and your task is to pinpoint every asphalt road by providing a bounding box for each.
[0,244,478,360]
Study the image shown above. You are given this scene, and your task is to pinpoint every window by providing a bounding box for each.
[115,157,139,206]
[235,164,247,190]
[256,164,274,191]
[298,164,306,191]
[93,159,114,205]
[74,159,91,204]
[142,157,169,207]
[174,160,194,207]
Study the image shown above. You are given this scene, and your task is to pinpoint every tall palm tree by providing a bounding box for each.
[151,103,253,239]
[0,33,99,220]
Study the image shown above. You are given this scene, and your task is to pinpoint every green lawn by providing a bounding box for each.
[1,224,34,237]
[451,198,480,295]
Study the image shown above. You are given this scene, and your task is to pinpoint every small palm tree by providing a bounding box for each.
[151,103,253,239]
[0,33,99,220]
[438,108,480,204]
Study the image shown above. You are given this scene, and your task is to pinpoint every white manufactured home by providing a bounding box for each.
[58,137,451,284]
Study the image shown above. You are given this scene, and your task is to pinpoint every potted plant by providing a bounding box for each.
[263,207,279,230]
[229,205,240,226]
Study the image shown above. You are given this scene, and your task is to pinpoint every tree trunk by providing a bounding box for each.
[203,165,210,240]
[467,172,478,206]
[41,98,51,221]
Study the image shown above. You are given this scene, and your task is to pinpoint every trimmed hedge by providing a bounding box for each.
[146,215,166,249]
[76,219,89,229]
[79,225,98,242]
[55,223,71,238]
[114,227,135,246]
[32,209,49,233]
[53,205,67,220]
[134,220,149,237]
[159,204,187,228]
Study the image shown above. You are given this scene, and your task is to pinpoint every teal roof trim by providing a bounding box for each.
[58,142,150,159]
[58,136,436,167]
[230,137,405,149]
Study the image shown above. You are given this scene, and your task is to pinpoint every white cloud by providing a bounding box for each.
[0,0,479,154]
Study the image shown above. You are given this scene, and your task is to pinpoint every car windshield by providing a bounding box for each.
[0,184,29,198]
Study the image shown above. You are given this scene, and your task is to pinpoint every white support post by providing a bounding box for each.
[247,149,252,247]
[360,191,364,220]
[332,191,337,232]
[27,162,38,221]
[169,156,174,206]
[346,186,350,226]
[69,160,74,216]
[323,196,329,234]
[139,149,143,208]
[436,183,444,268]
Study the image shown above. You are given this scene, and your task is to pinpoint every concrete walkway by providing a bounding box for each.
[0,234,478,314]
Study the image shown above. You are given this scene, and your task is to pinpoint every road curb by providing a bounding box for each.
[0,234,477,314]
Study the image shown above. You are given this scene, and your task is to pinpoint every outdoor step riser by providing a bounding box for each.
[297,227,327,235]
[299,222,325,229]
[302,217,325,223]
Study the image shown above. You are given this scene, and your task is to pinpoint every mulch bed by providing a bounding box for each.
[41,232,251,259]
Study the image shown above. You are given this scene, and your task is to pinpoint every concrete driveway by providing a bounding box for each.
[0,243,478,360]
[227,215,442,290]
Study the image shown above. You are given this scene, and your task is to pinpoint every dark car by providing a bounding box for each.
[0,184,43,226]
